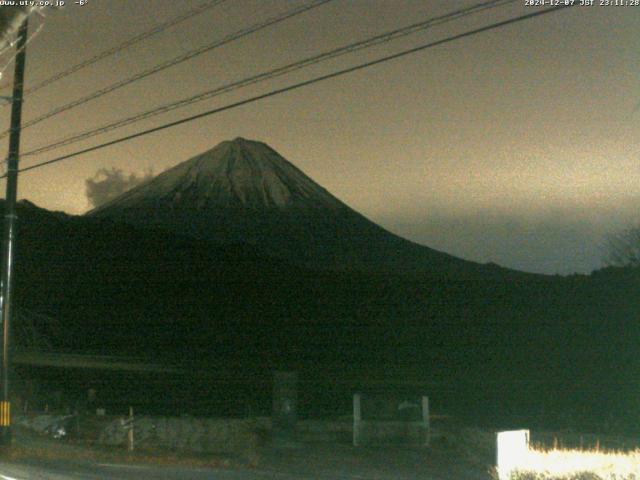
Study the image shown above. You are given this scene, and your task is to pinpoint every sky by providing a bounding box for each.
[0,0,637,275]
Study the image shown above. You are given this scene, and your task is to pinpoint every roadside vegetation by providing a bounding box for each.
[494,444,640,479]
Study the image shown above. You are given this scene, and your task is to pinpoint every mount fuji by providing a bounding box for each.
[88,137,503,274]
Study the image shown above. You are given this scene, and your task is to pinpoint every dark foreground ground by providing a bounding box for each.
[0,448,491,480]
[0,449,491,480]
[0,425,495,480]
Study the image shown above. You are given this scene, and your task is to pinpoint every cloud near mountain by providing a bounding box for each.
[85,167,153,208]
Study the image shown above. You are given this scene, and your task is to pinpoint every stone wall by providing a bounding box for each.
[17,413,433,452]
[98,416,270,454]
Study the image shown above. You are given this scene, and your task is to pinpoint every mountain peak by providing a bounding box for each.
[88,138,490,274]
[92,138,344,212]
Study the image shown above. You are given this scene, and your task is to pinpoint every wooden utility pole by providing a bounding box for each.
[0,16,28,446]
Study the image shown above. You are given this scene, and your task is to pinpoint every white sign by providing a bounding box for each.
[496,429,530,480]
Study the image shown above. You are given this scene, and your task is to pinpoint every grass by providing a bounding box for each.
[494,444,640,480]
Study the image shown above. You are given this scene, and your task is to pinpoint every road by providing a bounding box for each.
[0,447,489,480]
[4,426,492,479]
[0,460,320,480]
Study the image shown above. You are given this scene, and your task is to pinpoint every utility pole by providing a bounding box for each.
[0,17,28,446]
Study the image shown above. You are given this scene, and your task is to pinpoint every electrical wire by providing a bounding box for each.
[8,0,227,101]
[23,0,517,157]
[7,4,575,178]
[0,0,333,140]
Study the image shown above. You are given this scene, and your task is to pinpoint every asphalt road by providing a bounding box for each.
[0,456,480,480]
[0,444,491,480]
[4,426,491,479]
[0,460,319,480]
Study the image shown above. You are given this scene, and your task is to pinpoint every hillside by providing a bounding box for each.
[7,200,640,428]
[88,138,525,276]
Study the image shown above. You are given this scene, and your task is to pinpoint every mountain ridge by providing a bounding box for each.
[2,196,636,426]
[87,137,531,276]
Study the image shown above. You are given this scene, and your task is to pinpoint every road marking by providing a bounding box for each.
[97,463,154,469]
[250,469,378,479]
[0,474,20,480]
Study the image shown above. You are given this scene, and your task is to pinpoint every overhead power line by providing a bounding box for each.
[9,4,575,178]
[0,0,333,140]
[9,0,227,100]
[24,0,517,157]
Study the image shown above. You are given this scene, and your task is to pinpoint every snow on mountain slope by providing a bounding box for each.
[88,138,506,275]
[93,138,343,212]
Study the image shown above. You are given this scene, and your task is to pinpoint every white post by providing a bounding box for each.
[128,406,134,452]
[353,394,361,447]
[422,396,430,446]
[496,429,529,480]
